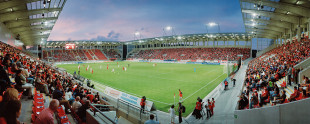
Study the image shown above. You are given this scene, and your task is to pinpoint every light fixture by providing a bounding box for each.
[252,13,257,17]
[134,32,140,36]
[177,36,182,40]
[208,22,216,26]
[166,26,172,31]
[252,23,256,26]
[296,1,301,4]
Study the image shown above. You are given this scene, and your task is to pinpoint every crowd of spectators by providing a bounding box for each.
[131,48,250,61]
[102,49,122,59]
[43,49,115,61]
[238,39,310,110]
[0,41,105,123]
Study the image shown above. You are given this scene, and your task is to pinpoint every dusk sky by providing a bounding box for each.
[48,0,245,42]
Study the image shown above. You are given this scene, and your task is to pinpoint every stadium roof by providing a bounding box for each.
[46,32,252,46]
[46,40,122,47]
[126,32,252,45]
[0,0,66,45]
[240,0,310,39]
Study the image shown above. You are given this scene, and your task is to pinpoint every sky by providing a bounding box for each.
[48,0,245,42]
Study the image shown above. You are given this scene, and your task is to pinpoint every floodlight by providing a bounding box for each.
[252,13,257,17]
[135,32,140,36]
[252,23,256,26]
[177,36,182,40]
[208,22,216,26]
[166,26,172,31]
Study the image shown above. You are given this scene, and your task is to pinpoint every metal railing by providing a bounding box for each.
[89,104,117,124]
[116,99,158,123]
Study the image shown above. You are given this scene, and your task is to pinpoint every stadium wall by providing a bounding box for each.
[256,45,276,57]
[234,98,310,124]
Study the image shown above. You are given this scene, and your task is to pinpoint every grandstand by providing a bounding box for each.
[0,0,310,124]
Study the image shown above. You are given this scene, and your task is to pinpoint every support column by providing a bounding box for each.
[256,38,259,50]
[308,19,310,39]
[297,26,302,42]
[290,26,293,43]
[203,40,205,46]
[234,40,236,46]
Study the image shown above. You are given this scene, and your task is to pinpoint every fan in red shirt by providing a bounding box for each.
[289,86,300,102]
[140,96,146,113]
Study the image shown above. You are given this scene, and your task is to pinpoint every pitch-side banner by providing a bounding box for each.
[104,87,153,111]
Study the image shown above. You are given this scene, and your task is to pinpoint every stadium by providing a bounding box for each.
[0,0,309,124]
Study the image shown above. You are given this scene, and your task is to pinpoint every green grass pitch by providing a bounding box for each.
[57,61,227,116]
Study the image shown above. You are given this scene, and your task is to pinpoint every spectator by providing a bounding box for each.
[168,105,175,124]
[238,94,249,109]
[34,99,59,124]
[177,102,183,123]
[72,96,82,113]
[144,114,159,124]
[16,61,34,85]
[78,100,91,122]
[0,88,19,117]
[273,90,286,105]
[52,86,71,114]
[2,100,22,124]
[211,98,215,115]
[0,65,11,94]
[35,73,49,95]
[205,101,212,119]
[249,93,258,109]
[193,98,202,119]
[140,96,146,113]
[15,70,33,99]
[289,86,300,102]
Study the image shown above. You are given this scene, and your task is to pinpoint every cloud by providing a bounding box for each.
[90,30,120,41]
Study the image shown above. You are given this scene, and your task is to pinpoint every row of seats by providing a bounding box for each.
[130,47,251,61]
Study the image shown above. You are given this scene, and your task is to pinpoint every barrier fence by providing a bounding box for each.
[117,99,158,123]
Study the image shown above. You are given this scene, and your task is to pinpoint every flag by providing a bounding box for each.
[86,65,89,71]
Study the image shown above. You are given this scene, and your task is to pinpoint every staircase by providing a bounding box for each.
[94,49,108,60]
[101,50,110,60]
[88,49,98,60]
[84,50,93,60]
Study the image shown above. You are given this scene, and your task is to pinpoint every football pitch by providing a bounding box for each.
[57,61,227,116]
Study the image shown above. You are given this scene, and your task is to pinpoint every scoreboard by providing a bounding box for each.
[65,43,76,49]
